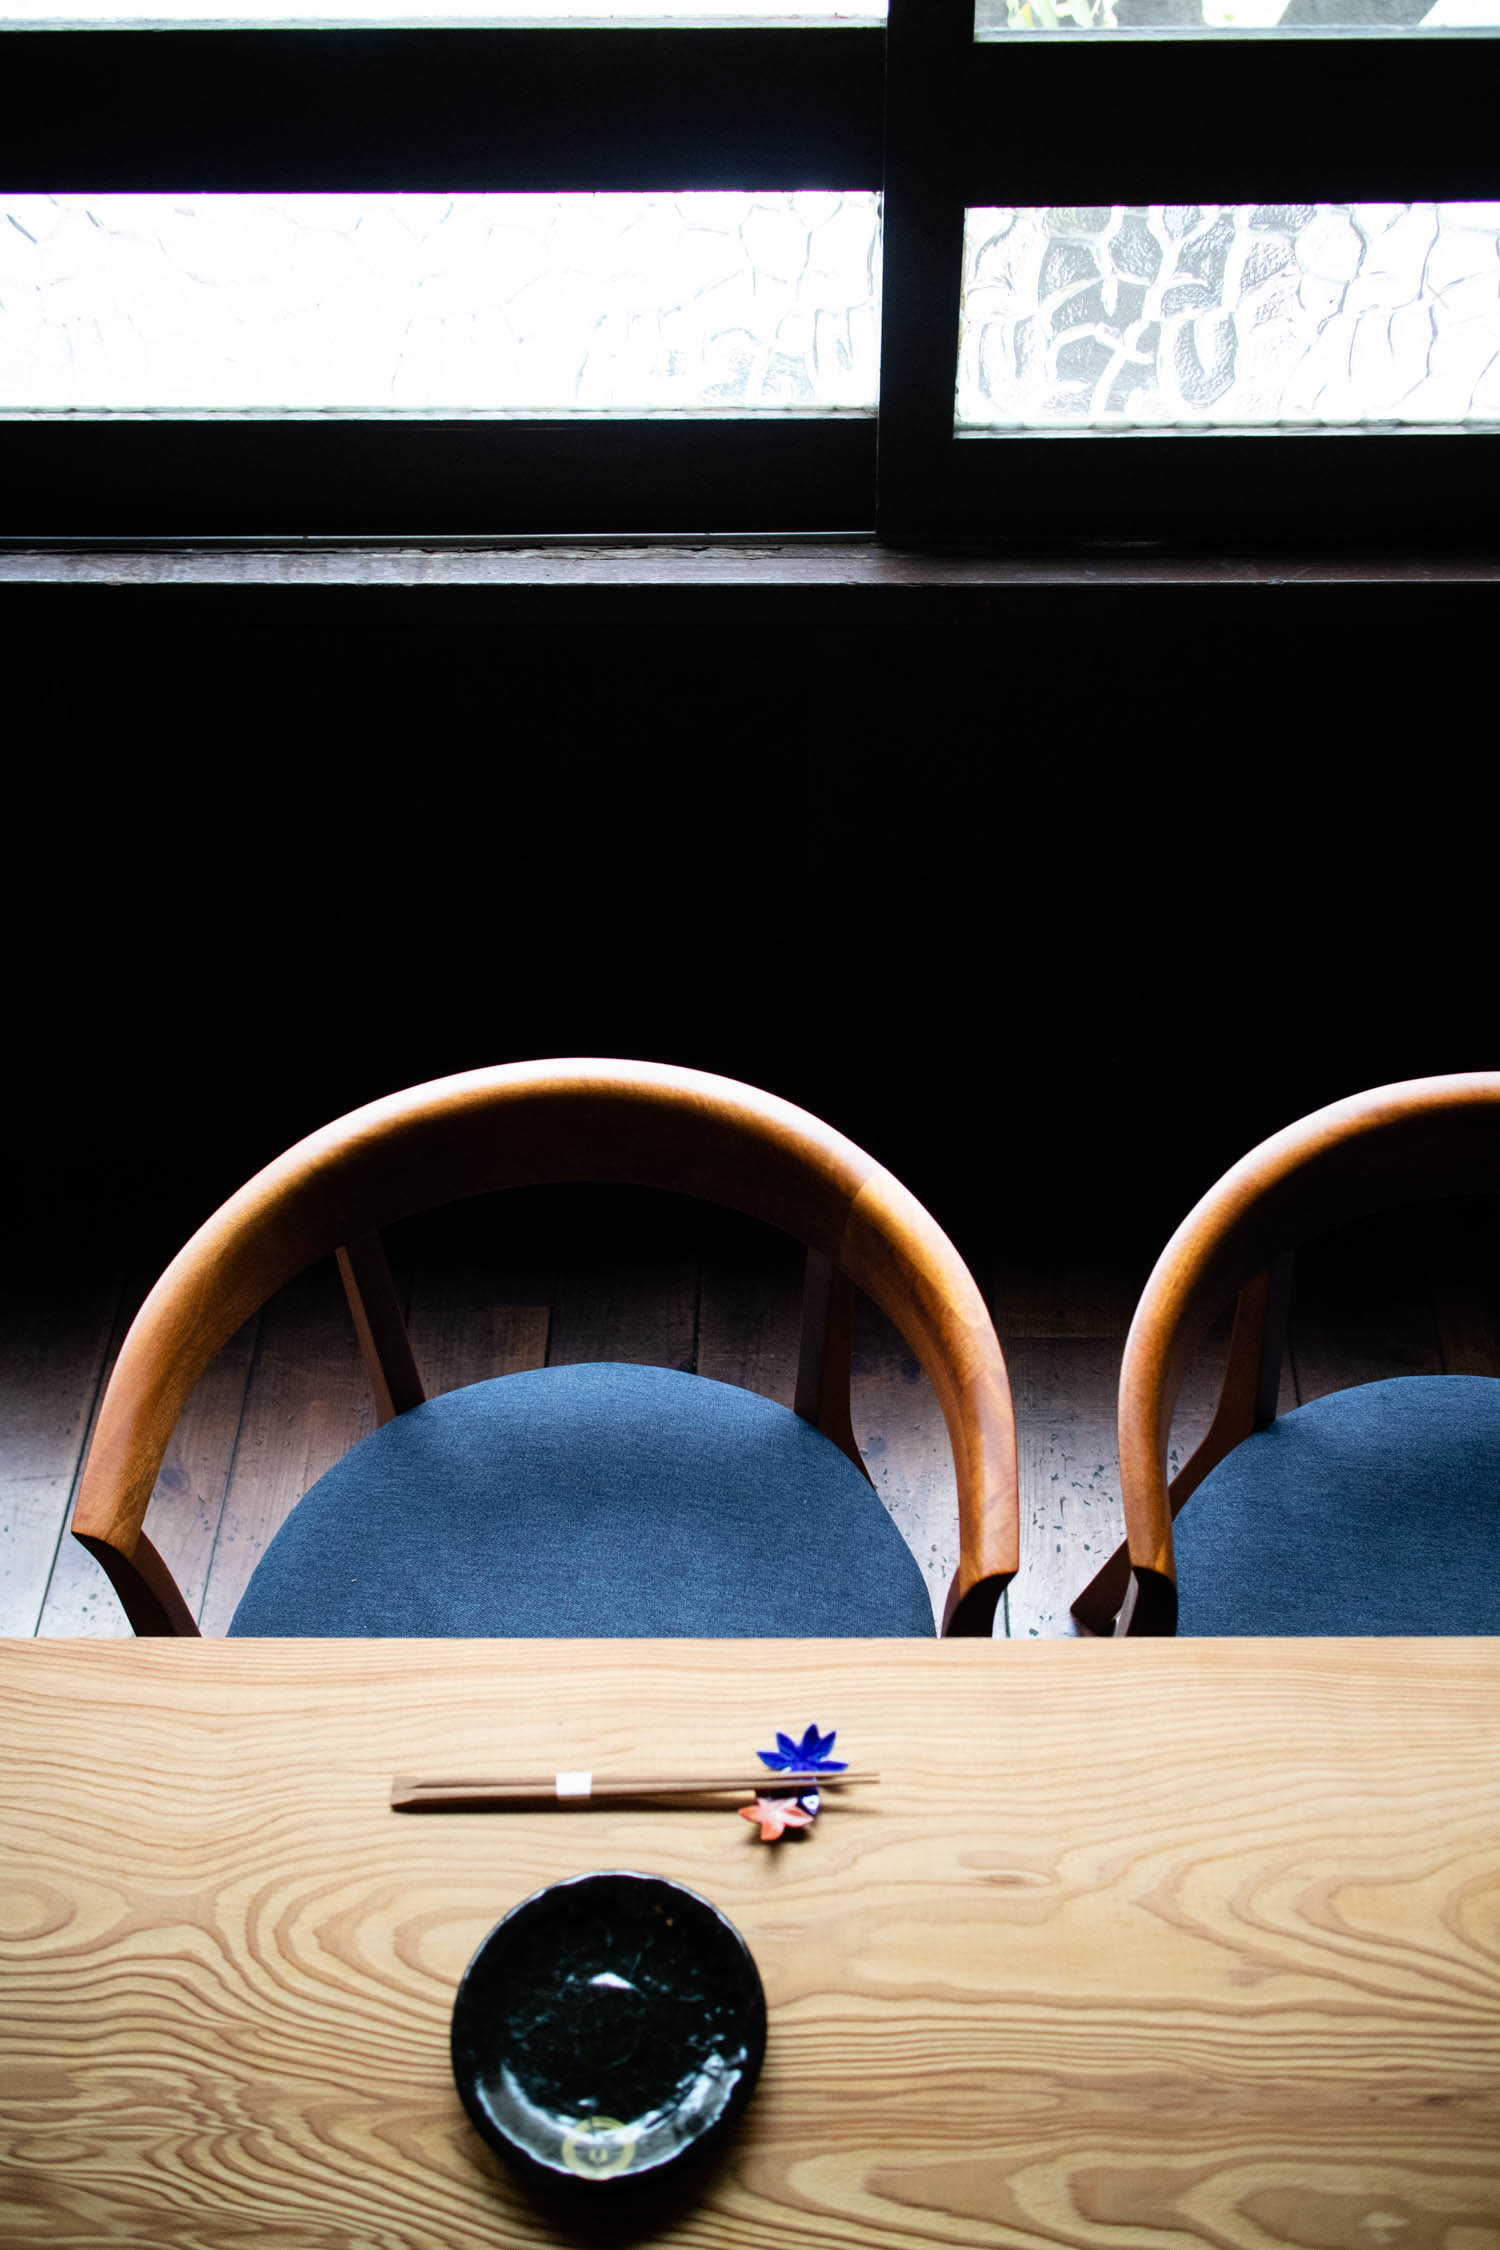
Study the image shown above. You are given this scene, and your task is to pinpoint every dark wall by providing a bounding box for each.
[14,582,1493,1269]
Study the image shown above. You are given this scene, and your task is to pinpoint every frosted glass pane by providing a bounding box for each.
[957,203,1500,428]
[0,193,881,416]
[975,0,1500,31]
[4,3,883,19]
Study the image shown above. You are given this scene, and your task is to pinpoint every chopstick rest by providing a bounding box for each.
[740,1722,851,1841]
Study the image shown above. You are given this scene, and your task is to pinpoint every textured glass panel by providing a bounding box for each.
[976,0,1498,31]
[2,0,882,20]
[957,202,1500,428]
[0,193,881,416]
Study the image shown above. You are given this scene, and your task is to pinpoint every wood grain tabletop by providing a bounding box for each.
[2,1639,1498,2250]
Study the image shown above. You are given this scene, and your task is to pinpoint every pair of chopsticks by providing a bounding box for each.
[390,1769,878,1812]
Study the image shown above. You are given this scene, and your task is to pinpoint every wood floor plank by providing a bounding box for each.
[398,1192,553,1399]
[986,1237,1138,1639]
[8,1260,134,1640]
[141,1320,260,1621]
[849,1294,957,1633]
[0,1476,76,1637]
[1005,1337,1122,1641]
[986,1237,1141,1340]
[1425,1196,1500,1379]
[407,1300,552,1401]
[545,1185,699,1372]
[0,1265,119,1487]
[694,1207,802,1405]
[196,1261,376,1638]
[38,1314,261,1638]
[1289,1209,1444,1403]
[32,1504,135,1638]
[1005,1321,1297,1641]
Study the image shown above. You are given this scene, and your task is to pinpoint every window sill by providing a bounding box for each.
[4,539,1499,587]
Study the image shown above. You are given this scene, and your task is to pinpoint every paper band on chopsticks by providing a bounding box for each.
[555,1771,593,1799]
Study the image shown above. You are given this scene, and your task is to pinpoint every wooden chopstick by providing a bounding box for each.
[390,1769,878,1812]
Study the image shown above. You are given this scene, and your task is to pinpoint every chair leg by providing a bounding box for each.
[338,1232,425,1425]
[1070,1538,1132,1635]
[1070,1257,1292,1636]
[1164,1254,1295,1517]
[795,1249,869,1477]
[76,1529,201,1637]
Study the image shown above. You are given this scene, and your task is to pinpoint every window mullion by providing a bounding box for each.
[878,0,974,537]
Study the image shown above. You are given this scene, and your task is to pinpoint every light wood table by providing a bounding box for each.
[3,1640,1499,2250]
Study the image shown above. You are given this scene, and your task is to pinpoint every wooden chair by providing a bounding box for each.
[1070,1073,1500,1637]
[73,1060,1018,1639]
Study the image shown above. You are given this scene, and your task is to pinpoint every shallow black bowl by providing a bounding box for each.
[451,1871,766,2187]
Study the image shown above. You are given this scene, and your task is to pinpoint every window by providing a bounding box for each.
[2,11,885,530]
[3,0,1498,546]
[879,0,1500,546]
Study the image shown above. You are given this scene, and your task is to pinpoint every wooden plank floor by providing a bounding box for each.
[3,1191,1495,1641]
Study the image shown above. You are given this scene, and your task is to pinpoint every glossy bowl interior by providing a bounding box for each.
[451,1870,766,2186]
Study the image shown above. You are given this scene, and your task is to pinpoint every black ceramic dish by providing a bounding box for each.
[451,1871,767,2187]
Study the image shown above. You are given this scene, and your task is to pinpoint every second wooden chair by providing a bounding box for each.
[1073,1072,1500,1637]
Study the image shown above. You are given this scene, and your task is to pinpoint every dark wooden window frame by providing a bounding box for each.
[3,8,1498,550]
[880,0,1500,550]
[1,26,884,535]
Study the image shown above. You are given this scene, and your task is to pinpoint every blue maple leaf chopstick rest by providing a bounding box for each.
[742,1725,846,1843]
[757,1724,847,1774]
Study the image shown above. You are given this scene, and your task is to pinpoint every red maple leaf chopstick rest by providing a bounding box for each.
[739,1793,819,1843]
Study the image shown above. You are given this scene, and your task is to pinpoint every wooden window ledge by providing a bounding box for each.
[3,541,1500,588]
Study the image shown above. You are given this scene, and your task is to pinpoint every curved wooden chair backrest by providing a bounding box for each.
[73,1060,1018,1639]
[1080,1073,1500,1635]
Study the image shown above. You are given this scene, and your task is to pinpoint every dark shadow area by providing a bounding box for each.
[11,581,1493,1276]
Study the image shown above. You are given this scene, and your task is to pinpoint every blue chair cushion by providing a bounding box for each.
[1173,1374,1500,1635]
[227,1360,936,1638]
